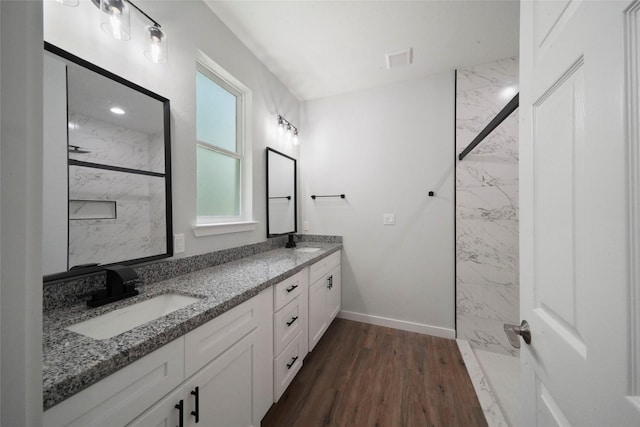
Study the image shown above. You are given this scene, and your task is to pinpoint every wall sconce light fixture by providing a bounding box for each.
[100,0,130,41]
[59,0,168,64]
[278,115,299,145]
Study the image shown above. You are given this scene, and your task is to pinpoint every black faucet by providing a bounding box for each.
[87,265,140,307]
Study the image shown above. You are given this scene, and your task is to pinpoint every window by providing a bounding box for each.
[194,57,254,235]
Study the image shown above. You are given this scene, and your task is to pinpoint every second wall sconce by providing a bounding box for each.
[278,115,299,145]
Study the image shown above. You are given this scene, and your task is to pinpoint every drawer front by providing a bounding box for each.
[274,297,302,355]
[185,287,272,378]
[274,269,306,311]
[44,337,185,427]
[309,250,341,284]
[274,332,303,401]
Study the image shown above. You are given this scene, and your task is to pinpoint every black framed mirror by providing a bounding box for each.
[43,42,173,281]
[266,148,297,237]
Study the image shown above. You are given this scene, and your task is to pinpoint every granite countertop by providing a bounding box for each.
[43,243,341,410]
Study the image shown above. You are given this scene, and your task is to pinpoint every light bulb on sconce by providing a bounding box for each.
[292,129,299,146]
[100,0,130,41]
[144,25,168,64]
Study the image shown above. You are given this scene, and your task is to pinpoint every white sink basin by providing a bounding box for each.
[295,247,321,253]
[66,293,201,340]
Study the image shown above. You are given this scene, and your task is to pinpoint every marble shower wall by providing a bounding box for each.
[68,112,166,268]
[456,58,519,356]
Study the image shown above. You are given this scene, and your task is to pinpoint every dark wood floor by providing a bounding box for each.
[262,319,487,427]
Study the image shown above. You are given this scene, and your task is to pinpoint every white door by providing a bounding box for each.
[520,1,640,425]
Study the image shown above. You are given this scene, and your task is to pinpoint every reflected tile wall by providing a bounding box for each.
[67,111,167,268]
[456,58,519,356]
[68,167,166,268]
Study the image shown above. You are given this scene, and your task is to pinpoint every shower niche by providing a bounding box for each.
[42,43,172,280]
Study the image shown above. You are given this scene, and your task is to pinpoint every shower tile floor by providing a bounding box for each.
[474,349,521,427]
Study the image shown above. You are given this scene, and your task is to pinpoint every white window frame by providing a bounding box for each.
[193,51,255,236]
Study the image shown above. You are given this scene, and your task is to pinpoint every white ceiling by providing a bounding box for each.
[204,0,520,101]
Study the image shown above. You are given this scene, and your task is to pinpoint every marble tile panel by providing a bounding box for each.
[69,112,164,174]
[68,168,166,268]
[457,254,517,289]
[457,282,519,323]
[457,339,509,427]
[456,219,519,256]
[457,315,519,357]
[475,349,521,427]
[457,185,518,220]
[456,57,518,92]
[456,111,519,175]
[456,86,516,144]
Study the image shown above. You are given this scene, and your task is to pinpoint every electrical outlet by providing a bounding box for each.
[383,214,395,225]
[174,233,185,253]
[303,221,310,231]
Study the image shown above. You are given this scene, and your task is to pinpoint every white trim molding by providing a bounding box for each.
[626,0,640,400]
[192,221,258,237]
[338,310,455,339]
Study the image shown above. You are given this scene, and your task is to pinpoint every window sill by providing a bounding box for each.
[192,220,258,237]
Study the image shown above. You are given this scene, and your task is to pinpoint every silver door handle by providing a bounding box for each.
[504,320,531,348]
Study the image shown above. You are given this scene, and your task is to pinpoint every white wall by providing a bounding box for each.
[301,73,456,335]
[43,0,301,260]
[1,1,44,425]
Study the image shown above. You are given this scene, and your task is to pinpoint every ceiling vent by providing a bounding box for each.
[385,48,413,69]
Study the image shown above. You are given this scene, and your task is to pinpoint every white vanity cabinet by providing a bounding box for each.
[43,337,186,427]
[308,250,341,351]
[272,269,308,401]
[129,287,273,427]
[44,288,273,427]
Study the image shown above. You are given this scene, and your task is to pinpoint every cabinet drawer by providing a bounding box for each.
[185,288,271,378]
[309,250,341,284]
[274,269,306,311]
[274,296,302,355]
[274,332,303,401]
[43,337,184,427]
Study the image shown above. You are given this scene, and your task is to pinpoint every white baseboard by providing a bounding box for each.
[337,310,455,339]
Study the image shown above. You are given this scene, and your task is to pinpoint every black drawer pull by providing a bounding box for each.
[286,356,299,369]
[286,316,299,327]
[190,386,200,423]
[327,275,333,289]
[175,399,184,427]
[286,284,298,293]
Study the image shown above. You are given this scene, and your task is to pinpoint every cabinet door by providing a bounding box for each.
[308,278,328,352]
[326,265,341,322]
[183,330,257,427]
[127,387,184,427]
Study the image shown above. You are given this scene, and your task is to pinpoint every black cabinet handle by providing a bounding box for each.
[286,356,299,369]
[327,275,333,289]
[190,386,200,423]
[286,316,299,327]
[286,284,298,293]
[175,399,184,427]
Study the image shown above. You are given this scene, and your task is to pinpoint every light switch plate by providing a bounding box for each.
[174,233,185,253]
[383,214,395,225]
